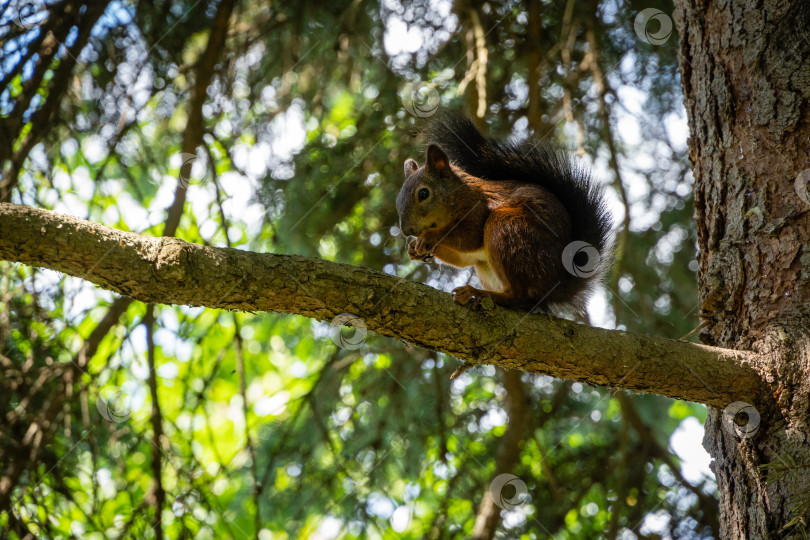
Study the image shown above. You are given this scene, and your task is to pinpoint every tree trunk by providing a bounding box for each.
[674,0,810,537]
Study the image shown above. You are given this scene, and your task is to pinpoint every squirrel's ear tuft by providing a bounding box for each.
[404,158,419,178]
[426,144,449,172]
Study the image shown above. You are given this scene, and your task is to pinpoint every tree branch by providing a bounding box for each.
[0,203,766,407]
[163,0,236,237]
[472,370,530,540]
[144,306,165,540]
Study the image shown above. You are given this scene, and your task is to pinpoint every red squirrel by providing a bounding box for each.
[396,112,613,315]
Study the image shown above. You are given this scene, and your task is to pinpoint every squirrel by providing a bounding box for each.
[396,112,613,315]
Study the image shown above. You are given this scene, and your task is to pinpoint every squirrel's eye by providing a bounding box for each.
[418,188,430,202]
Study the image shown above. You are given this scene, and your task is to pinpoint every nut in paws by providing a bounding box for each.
[408,237,435,261]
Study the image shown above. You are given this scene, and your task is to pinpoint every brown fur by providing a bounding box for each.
[398,145,576,312]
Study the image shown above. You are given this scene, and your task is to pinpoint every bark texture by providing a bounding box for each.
[674,0,810,536]
[0,202,765,407]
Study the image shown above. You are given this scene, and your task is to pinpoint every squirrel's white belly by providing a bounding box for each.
[453,248,487,267]
[444,248,504,292]
[466,248,504,292]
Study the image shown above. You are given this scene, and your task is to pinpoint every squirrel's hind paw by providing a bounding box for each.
[452,285,477,306]
[452,285,496,312]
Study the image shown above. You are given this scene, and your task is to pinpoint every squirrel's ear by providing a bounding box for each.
[404,158,419,178]
[426,144,449,173]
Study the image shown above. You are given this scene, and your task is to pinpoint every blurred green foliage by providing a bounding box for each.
[0,0,713,538]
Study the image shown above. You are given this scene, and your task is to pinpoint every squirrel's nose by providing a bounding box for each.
[400,220,414,237]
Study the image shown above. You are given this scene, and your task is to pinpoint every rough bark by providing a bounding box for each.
[0,202,766,408]
[674,0,810,536]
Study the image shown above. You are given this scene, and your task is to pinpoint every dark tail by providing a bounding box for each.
[422,111,613,256]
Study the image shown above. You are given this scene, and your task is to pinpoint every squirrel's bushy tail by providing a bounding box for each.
[423,112,613,255]
[423,111,614,314]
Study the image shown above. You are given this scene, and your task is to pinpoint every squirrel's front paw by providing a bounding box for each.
[408,236,436,261]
